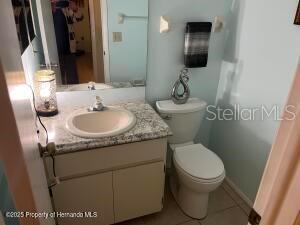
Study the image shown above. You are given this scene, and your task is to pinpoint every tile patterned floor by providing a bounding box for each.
[116,180,251,225]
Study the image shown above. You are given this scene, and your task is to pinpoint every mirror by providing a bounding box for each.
[32,0,149,91]
[11,0,35,54]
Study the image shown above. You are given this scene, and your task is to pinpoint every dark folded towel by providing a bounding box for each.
[184,22,212,68]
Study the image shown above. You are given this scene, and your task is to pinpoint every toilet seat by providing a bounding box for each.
[174,144,225,182]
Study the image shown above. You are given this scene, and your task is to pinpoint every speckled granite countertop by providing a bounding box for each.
[41,101,172,155]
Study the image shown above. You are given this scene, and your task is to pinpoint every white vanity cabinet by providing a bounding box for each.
[45,138,167,225]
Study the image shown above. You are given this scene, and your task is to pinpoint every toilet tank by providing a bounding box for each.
[156,98,207,144]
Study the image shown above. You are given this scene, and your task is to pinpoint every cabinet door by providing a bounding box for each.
[113,161,165,223]
[52,172,114,225]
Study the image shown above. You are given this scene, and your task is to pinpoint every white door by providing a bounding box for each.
[113,162,165,223]
[35,0,61,84]
[250,61,300,225]
[52,172,114,225]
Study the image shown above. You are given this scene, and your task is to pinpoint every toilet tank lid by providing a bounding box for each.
[156,98,207,114]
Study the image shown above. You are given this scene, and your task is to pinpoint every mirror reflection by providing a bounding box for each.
[35,0,148,91]
[12,0,35,53]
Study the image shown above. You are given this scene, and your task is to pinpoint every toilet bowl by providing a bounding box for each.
[156,98,225,219]
[171,144,225,219]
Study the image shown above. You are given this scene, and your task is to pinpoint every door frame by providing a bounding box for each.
[251,59,300,225]
[89,0,99,82]
[0,2,54,224]
[89,0,106,83]
[100,0,110,83]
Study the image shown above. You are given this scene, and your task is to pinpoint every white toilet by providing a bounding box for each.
[156,98,225,219]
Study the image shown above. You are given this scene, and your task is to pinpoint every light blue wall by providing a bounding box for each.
[107,0,148,82]
[209,0,300,201]
[146,0,232,145]
[0,162,20,225]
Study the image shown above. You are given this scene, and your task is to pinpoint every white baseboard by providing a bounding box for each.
[225,177,254,207]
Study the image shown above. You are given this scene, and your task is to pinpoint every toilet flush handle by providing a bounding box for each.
[161,114,172,120]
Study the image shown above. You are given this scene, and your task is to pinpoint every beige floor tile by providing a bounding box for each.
[239,203,251,216]
[178,220,200,225]
[207,187,236,215]
[116,217,145,225]
[221,182,245,205]
[201,207,248,225]
[143,190,190,225]
[164,178,174,202]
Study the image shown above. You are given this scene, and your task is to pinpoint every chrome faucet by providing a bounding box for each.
[88,96,105,112]
[88,81,96,91]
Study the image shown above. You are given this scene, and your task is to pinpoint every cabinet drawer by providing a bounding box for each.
[46,138,167,179]
[113,161,165,223]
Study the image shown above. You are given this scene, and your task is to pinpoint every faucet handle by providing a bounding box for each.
[88,82,96,90]
[95,96,102,103]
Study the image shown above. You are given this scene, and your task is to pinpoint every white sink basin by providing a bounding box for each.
[66,107,136,138]
[67,83,113,91]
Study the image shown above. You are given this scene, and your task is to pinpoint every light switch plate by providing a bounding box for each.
[113,32,122,42]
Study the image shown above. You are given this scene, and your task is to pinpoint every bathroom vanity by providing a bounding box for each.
[12,0,169,222]
[42,102,172,225]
